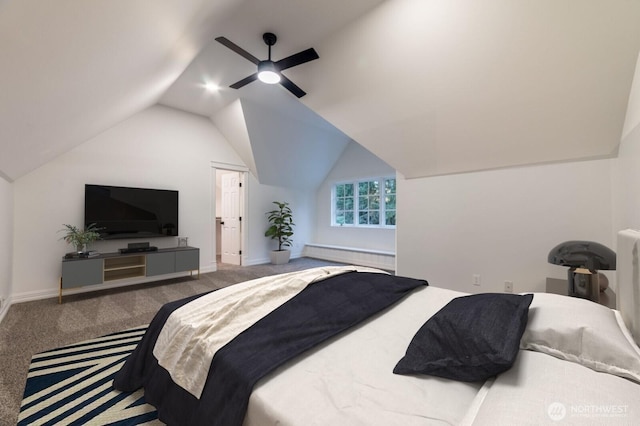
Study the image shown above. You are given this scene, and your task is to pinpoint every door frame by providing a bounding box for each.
[211,161,249,268]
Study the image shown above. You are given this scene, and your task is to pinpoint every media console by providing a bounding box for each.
[59,246,199,303]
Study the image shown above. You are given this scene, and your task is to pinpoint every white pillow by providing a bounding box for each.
[520,293,640,383]
[463,350,640,426]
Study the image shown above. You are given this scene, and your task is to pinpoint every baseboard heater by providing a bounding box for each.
[303,243,395,271]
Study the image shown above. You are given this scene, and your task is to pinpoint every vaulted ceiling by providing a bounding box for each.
[2,0,640,184]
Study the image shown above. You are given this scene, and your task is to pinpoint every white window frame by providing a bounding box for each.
[331,176,396,228]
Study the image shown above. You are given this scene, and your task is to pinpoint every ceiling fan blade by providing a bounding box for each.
[230,73,258,89]
[215,36,260,65]
[275,48,319,71]
[279,75,307,98]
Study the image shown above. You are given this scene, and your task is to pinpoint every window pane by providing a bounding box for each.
[385,211,396,226]
[369,211,379,225]
[344,212,354,224]
[369,181,379,195]
[370,196,379,209]
[345,196,354,210]
[336,214,345,225]
[359,196,368,209]
[386,194,396,209]
[385,179,396,194]
[345,183,354,196]
[336,184,344,197]
[359,182,368,195]
[359,211,368,225]
[336,198,344,210]
[344,212,353,224]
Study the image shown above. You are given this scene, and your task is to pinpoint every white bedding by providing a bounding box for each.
[245,286,482,426]
[465,350,640,425]
[154,265,385,398]
[241,286,640,426]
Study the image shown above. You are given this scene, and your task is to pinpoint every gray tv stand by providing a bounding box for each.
[59,246,199,303]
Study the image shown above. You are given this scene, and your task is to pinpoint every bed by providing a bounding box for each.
[113,230,640,425]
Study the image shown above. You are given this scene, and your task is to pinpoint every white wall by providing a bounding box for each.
[613,124,640,235]
[397,159,614,294]
[246,173,316,265]
[12,105,245,301]
[613,52,640,235]
[314,142,395,251]
[0,176,13,321]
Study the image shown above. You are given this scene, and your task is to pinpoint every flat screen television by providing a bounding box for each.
[85,184,179,239]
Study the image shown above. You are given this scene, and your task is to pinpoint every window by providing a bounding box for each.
[332,177,396,227]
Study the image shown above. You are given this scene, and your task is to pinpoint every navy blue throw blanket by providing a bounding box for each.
[114,271,427,426]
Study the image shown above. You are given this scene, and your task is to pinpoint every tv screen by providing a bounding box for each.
[85,184,179,239]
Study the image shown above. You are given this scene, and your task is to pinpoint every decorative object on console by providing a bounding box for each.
[265,201,294,265]
[547,240,616,303]
[59,223,102,255]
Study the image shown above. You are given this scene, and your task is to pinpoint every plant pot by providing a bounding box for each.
[269,250,291,265]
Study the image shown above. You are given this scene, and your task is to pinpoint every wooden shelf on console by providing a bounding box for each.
[103,255,146,281]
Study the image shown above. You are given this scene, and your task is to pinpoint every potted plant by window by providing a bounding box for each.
[59,223,102,256]
[265,201,295,265]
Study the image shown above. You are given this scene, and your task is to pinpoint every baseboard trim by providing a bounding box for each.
[243,252,302,267]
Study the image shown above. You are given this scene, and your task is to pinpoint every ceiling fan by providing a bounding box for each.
[215,32,319,98]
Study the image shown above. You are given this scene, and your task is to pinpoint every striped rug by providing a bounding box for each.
[18,325,160,425]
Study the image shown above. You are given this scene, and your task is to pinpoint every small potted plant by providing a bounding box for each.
[265,201,295,264]
[59,223,102,255]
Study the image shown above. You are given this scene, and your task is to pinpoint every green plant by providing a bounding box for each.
[59,223,102,252]
[264,201,295,251]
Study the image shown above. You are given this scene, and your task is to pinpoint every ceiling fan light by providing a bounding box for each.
[258,61,281,84]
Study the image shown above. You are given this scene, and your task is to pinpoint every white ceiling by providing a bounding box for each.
[2,0,640,183]
[297,0,640,178]
[159,0,386,117]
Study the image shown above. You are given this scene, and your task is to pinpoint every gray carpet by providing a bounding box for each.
[0,257,343,425]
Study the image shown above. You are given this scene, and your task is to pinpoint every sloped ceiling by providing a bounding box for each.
[239,84,351,189]
[0,0,240,181]
[294,0,640,177]
[210,99,258,177]
[2,0,640,183]
[159,0,385,117]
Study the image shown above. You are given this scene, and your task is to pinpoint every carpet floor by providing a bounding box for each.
[0,257,343,425]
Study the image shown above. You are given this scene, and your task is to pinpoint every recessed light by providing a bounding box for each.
[204,82,219,92]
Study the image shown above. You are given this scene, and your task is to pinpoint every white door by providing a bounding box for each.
[221,171,241,265]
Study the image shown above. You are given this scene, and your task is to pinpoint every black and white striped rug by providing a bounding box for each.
[18,325,160,425]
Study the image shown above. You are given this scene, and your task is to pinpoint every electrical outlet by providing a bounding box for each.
[504,280,514,293]
[473,274,481,286]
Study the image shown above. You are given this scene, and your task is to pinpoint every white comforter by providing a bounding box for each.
[153,265,386,398]
[245,285,481,426]
[243,285,640,425]
[148,264,640,425]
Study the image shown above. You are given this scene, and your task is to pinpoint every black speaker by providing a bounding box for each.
[118,242,157,254]
[128,242,150,249]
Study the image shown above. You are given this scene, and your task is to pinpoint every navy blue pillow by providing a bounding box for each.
[393,293,534,382]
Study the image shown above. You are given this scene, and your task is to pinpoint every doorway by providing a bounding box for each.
[214,167,247,266]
